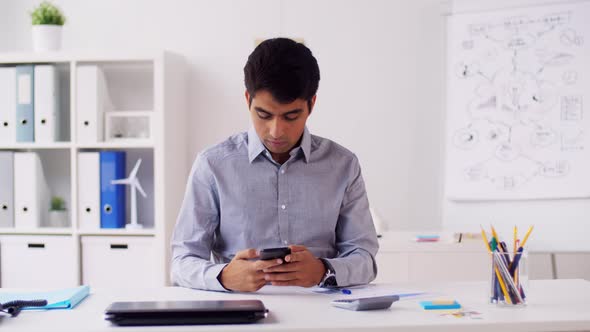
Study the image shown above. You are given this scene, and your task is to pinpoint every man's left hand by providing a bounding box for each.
[262,245,326,287]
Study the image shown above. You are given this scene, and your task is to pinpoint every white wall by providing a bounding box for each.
[0,1,17,51]
[0,0,446,232]
[2,0,586,248]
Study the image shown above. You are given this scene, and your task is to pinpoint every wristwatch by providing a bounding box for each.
[318,258,337,287]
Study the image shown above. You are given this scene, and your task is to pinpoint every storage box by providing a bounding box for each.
[0,235,77,287]
[81,236,157,288]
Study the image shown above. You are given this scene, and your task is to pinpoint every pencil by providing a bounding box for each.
[494,256,512,304]
[491,225,499,243]
[480,226,491,252]
[513,226,518,256]
[520,225,534,248]
[482,227,510,303]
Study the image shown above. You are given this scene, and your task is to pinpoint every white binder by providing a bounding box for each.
[14,152,50,229]
[77,152,100,229]
[0,152,14,227]
[0,67,16,143]
[34,65,60,142]
[76,65,112,143]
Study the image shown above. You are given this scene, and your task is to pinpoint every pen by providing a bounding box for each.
[481,227,498,302]
[494,251,523,304]
[509,247,524,275]
[493,252,512,305]
[499,241,511,265]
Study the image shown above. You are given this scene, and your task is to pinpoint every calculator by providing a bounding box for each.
[330,295,400,311]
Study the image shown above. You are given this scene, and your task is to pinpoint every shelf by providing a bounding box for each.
[0,142,72,150]
[77,228,156,236]
[76,141,154,149]
[0,227,73,235]
[0,51,187,288]
[0,50,165,64]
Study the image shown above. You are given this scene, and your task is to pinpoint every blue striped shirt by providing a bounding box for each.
[171,127,378,291]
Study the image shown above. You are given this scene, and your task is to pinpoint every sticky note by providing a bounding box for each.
[419,300,461,310]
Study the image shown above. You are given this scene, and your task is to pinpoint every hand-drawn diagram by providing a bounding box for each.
[446,3,590,200]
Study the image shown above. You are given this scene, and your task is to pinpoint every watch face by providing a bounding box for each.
[324,276,337,287]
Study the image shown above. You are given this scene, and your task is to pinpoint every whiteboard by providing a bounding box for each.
[445,2,590,201]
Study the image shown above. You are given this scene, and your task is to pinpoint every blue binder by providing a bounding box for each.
[16,65,34,142]
[100,151,126,228]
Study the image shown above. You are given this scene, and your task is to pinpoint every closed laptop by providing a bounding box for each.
[104,300,268,326]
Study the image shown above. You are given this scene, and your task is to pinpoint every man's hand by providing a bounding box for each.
[219,248,284,292]
[262,245,326,287]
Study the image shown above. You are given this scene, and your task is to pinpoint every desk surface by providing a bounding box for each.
[1,279,589,332]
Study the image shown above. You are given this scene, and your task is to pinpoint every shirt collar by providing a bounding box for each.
[248,127,267,163]
[247,126,312,164]
[299,126,311,163]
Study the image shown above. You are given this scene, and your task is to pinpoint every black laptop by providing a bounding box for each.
[104,300,268,326]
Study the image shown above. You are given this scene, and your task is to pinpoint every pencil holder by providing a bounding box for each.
[488,249,528,307]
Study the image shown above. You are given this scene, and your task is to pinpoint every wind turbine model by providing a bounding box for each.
[111,158,147,229]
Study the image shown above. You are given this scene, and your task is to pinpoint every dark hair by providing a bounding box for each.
[244,38,320,111]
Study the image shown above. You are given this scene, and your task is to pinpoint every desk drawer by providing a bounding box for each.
[375,252,409,283]
[408,252,489,282]
[0,235,77,288]
[81,236,157,288]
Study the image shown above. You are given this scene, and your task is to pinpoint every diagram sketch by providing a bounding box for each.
[445,2,590,200]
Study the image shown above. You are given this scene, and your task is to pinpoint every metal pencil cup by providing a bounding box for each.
[489,249,528,307]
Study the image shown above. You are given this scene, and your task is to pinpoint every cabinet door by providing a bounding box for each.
[81,236,157,288]
[374,252,409,283]
[0,235,77,288]
[554,253,590,280]
[408,252,489,282]
[529,253,554,280]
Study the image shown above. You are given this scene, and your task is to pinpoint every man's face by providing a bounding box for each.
[246,89,315,162]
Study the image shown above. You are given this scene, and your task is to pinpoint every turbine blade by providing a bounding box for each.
[135,180,147,197]
[129,159,142,179]
[111,179,131,185]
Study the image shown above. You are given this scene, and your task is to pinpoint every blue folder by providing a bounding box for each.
[100,151,126,228]
[0,285,90,310]
[16,65,34,142]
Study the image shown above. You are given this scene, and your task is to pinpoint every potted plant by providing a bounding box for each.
[48,196,69,227]
[30,1,66,52]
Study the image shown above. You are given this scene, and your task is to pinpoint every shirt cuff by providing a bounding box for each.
[322,258,346,287]
[205,263,230,292]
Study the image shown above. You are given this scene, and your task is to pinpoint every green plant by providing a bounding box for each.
[30,1,66,26]
[50,196,66,211]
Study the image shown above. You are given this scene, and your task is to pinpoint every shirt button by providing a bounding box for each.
[283,240,288,245]
[281,170,285,174]
[281,204,286,210]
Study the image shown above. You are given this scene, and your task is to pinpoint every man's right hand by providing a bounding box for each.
[219,248,284,292]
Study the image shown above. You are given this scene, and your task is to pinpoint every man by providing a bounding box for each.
[171,38,378,292]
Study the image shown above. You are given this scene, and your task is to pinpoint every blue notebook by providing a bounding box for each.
[0,285,90,310]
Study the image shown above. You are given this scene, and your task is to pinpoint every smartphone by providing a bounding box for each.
[259,247,291,260]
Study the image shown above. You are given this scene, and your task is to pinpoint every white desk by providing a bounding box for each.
[1,279,589,331]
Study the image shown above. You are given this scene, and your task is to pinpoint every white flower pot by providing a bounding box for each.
[32,25,62,52]
[48,210,69,227]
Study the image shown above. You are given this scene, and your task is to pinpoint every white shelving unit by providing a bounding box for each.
[0,51,188,288]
